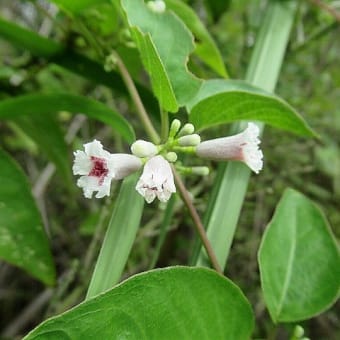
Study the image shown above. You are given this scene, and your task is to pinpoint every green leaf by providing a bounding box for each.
[25,267,254,339]
[13,114,71,183]
[0,17,158,115]
[130,27,178,112]
[258,188,340,322]
[121,0,201,111]
[164,0,227,77]
[0,93,135,143]
[0,16,62,57]
[86,173,144,299]
[188,79,316,137]
[49,0,108,14]
[0,149,55,286]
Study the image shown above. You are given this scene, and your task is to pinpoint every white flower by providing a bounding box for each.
[131,139,158,158]
[196,123,263,174]
[73,140,142,198]
[136,155,176,203]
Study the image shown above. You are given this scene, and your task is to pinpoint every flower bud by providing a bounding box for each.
[166,152,177,162]
[178,123,195,137]
[178,134,201,146]
[147,0,166,13]
[191,166,210,176]
[293,325,305,338]
[169,119,181,138]
[131,140,158,158]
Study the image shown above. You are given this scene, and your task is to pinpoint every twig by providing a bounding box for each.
[2,289,53,338]
[172,166,223,274]
[308,0,340,23]
[114,53,160,144]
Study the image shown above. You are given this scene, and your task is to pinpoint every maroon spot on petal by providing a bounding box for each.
[89,156,109,185]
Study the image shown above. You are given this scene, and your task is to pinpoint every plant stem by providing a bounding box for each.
[172,166,223,274]
[113,52,221,274]
[160,107,169,142]
[114,53,160,144]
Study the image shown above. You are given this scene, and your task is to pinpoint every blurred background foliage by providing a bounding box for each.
[0,0,339,338]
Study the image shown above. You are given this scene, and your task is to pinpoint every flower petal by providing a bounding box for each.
[136,155,176,203]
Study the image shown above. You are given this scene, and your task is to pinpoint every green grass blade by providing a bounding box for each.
[86,173,144,299]
[196,1,298,268]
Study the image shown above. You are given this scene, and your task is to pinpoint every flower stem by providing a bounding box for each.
[171,165,223,274]
[114,53,160,144]
[160,107,169,143]
[113,50,222,275]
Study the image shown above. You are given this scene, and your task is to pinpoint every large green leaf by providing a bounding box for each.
[121,0,201,111]
[86,173,144,299]
[0,94,135,143]
[13,114,71,183]
[130,27,178,112]
[164,0,227,77]
[258,188,340,322]
[0,16,62,57]
[188,79,316,137]
[0,150,55,285]
[25,267,254,339]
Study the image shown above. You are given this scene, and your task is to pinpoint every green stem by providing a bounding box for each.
[160,107,169,143]
[172,166,223,274]
[195,1,298,268]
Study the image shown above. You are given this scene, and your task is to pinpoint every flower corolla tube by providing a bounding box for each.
[196,123,263,174]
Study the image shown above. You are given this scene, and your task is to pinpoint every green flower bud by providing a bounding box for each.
[178,123,195,137]
[147,1,166,13]
[191,166,210,176]
[165,152,177,162]
[131,140,158,158]
[169,119,181,138]
[178,134,201,146]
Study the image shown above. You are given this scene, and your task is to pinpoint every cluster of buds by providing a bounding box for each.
[73,121,263,203]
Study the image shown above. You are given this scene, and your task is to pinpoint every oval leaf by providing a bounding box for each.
[0,93,135,143]
[188,79,316,137]
[258,188,340,322]
[0,149,55,285]
[122,0,201,111]
[165,0,227,77]
[25,267,253,339]
[130,27,178,112]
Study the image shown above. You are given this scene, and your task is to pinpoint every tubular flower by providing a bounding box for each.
[136,155,176,203]
[196,123,263,174]
[73,140,142,198]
